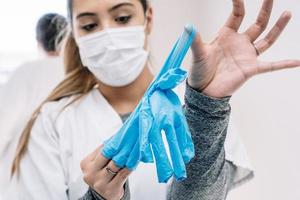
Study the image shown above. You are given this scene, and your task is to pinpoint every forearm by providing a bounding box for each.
[167,83,234,200]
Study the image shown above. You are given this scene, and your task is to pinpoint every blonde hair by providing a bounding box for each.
[11,32,98,176]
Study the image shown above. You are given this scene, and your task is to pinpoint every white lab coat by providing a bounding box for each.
[5,82,253,200]
[0,57,64,198]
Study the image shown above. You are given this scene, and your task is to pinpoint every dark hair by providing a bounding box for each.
[67,0,148,23]
[36,13,68,52]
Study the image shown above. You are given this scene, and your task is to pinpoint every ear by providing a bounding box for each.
[145,6,153,35]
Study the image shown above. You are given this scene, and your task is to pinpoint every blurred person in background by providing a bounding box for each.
[0,13,67,197]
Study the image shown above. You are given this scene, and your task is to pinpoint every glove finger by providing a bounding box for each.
[164,123,187,181]
[121,109,153,169]
[150,126,173,183]
[140,141,154,163]
[108,120,139,167]
[124,139,141,170]
[139,108,154,163]
[102,114,140,158]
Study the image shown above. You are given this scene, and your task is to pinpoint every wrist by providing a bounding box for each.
[187,80,228,99]
[185,82,231,118]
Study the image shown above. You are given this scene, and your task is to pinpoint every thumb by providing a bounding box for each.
[191,32,206,61]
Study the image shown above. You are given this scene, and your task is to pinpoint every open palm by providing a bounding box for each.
[188,0,300,98]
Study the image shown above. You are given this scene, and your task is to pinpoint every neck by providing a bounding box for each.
[98,65,154,114]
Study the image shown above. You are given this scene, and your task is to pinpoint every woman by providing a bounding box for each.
[9,0,300,199]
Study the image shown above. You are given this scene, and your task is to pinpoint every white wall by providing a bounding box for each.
[150,0,300,200]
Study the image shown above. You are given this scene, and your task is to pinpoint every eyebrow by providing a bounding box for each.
[109,2,134,12]
[76,12,96,20]
[76,2,135,20]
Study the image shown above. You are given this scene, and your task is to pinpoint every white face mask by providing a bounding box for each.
[76,26,149,87]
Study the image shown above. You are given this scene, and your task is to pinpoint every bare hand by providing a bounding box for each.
[188,0,300,98]
[81,146,131,200]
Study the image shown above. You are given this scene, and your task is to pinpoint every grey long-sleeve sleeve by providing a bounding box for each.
[82,83,236,200]
[167,83,235,200]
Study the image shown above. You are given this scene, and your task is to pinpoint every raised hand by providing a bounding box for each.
[188,0,300,98]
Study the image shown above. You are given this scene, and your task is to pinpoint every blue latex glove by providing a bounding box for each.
[102,24,197,183]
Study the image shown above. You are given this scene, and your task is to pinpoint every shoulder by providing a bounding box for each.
[30,88,101,148]
[38,88,99,125]
[29,93,86,142]
[30,95,76,138]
